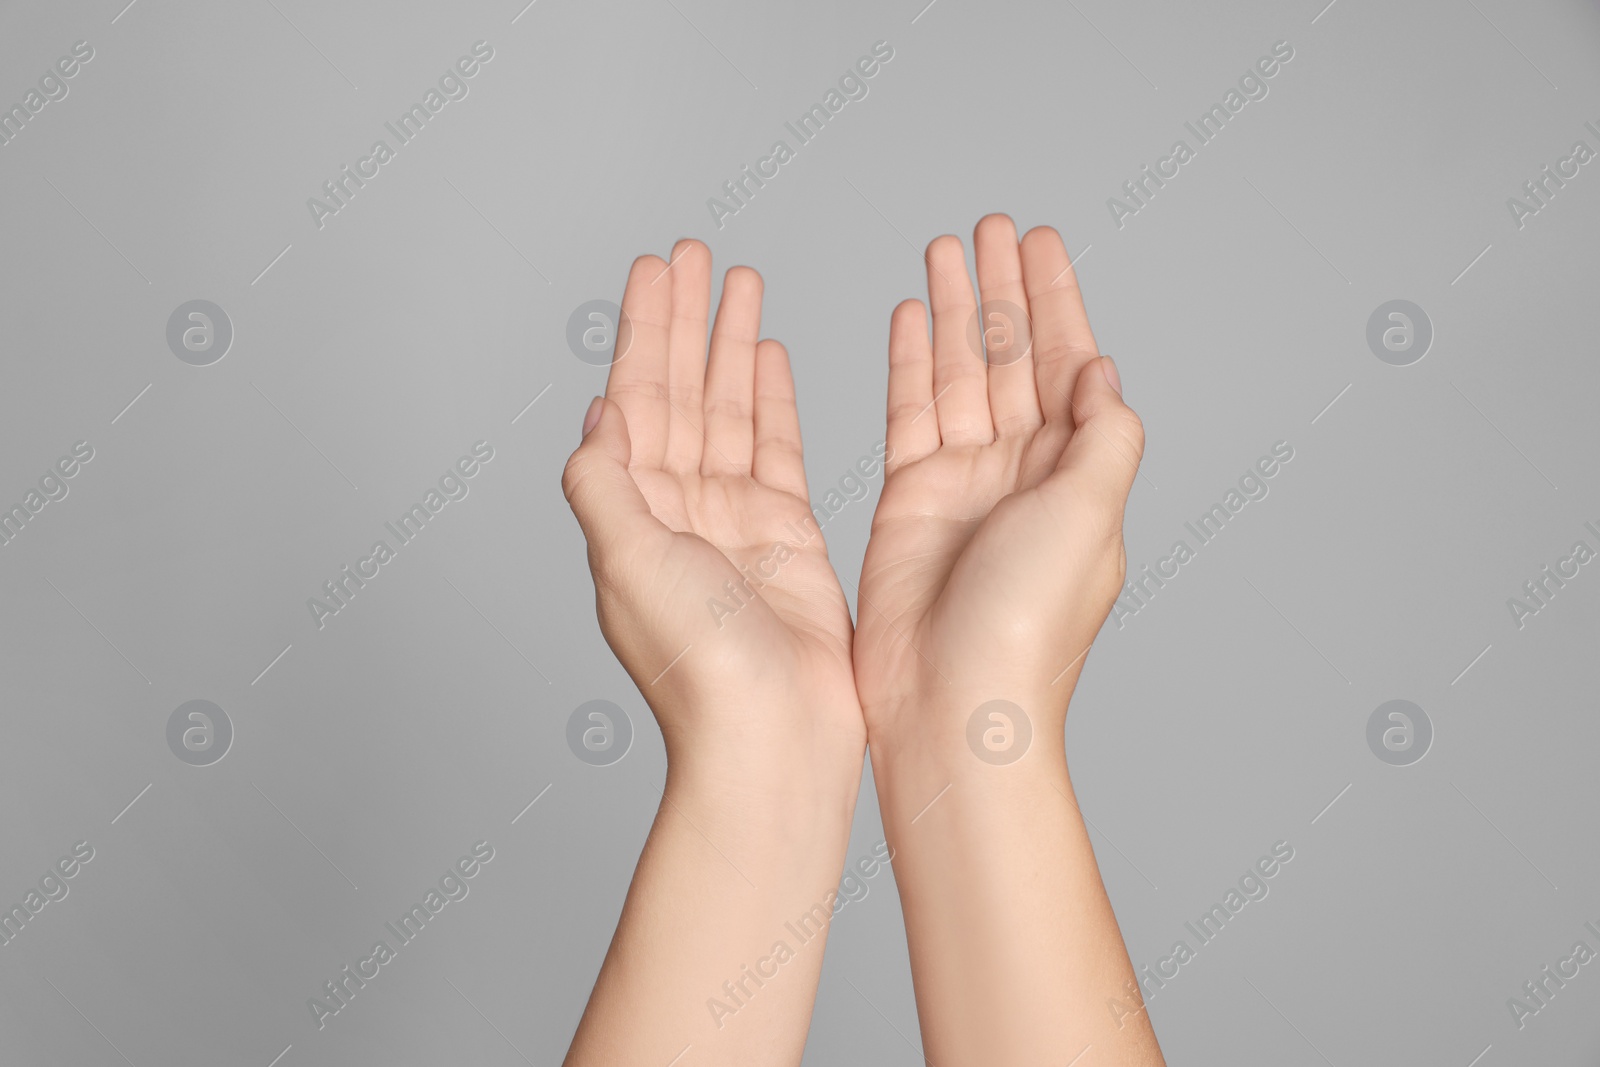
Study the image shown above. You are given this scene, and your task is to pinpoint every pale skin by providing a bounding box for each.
[562,218,1164,1065]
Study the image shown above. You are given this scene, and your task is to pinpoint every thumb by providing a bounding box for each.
[562,397,659,556]
[1048,356,1145,514]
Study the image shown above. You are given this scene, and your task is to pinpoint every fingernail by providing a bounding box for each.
[582,396,603,437]
[1100,356,1122,396]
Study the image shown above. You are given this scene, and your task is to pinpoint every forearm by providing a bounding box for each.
[565,753,861,1067]
[870,693,1164,1066]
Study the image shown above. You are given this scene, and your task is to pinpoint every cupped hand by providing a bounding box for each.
[563,240,864,779]
[853,216,1145,741]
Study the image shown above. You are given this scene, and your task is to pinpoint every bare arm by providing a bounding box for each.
[855,216,1165,1064]
[871,722,1162,1064]
[561,241,865,1066]
[565,759,859,1065]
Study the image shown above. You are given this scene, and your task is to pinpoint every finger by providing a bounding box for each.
[751,339,808,500]
[1020,226,1100,427]
[885,298,939,472]
[662,238,713,474]
[973,214,1042,437]
[563,397,669,561]
[925,234,992,446]
[701,266,763,477]
[1046,357,1143,519]
[605,254,672,469]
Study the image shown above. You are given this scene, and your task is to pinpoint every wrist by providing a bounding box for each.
[660,709,865,826]
[659,748,862,874]
[865,683,1069,771]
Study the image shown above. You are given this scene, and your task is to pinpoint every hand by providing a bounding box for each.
[853,216,1145,745]
[562,241,868,1067]
[563,240,864,792]
[852,217,1165,1067]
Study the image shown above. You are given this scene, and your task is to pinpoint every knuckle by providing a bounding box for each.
[993,411,1044,437]
[886,398,930,422]
[703,396,752,421]
[1033,340,1097,367]
[934,358,986,384]
[663,383,701,407]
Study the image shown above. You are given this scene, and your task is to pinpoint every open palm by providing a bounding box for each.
[853,218,1145,731]
[564,241,860,751]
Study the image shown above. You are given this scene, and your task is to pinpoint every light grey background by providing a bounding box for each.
[1,0,1597,1063]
